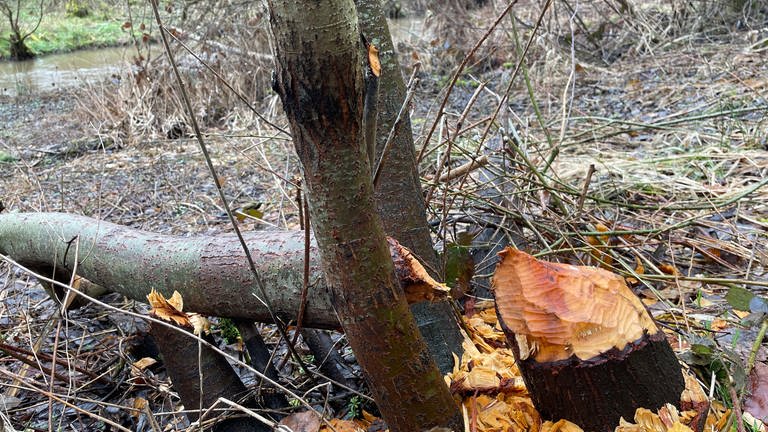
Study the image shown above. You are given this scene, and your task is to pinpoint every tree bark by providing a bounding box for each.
[150,322,269,432]
[0,212,444,329]
[355,0,464,375]
[235,320,289,414]
[267,1,462,430]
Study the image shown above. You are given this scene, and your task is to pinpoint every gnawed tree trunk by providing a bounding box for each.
[492,248,685,432]
[267,1,462,430]
[355,0,464,375]
[0,212,445,328]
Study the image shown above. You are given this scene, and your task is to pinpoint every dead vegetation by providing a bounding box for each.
[1,0,768,430]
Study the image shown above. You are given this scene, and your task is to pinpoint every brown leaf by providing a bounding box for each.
[318,418,365,431]
[278,410,322,432]
[745,362,768,422]
[189,313,211,336]
[131,396,147,418]
[587,223,613,267]
[147,289,190,327]
[626,256,644,286]
[659,264,680,275]
[122,21,132,29]
[132,357,157,371]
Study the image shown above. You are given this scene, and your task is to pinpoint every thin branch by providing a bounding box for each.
[148,0,311,376]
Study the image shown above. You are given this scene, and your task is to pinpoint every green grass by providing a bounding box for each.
[0,6,128,59]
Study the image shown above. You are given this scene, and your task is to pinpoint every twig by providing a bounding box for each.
[432,155,489,183]
[416,0,519,164]
[0,253,329,410]
[163,29,290,135]
[0,368,132,432]
[425,82,487,202]
[728,383,747,432]
[372,63,421,188]
[0,343,72,385]
[575,164,595,218]
[148,0,310,375]
[747,318,768,374]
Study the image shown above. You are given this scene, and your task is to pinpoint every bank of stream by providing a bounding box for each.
[0,45,137,97]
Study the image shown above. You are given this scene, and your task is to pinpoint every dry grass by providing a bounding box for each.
[1,0,768,429]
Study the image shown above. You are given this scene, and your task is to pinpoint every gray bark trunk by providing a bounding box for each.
[0,212,337,327]
[267,1,462,430]
[355,0,464,375]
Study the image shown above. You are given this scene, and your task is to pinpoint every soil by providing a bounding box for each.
[1,10,768,431]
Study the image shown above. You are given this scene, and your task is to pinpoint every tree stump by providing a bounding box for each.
[492,248,684,432]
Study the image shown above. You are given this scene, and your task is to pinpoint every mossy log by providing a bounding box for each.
[492,248,685,432]
[0,212,445,329]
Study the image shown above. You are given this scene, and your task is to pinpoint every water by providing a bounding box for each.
[0,46,131,97]
[0,17,424,98]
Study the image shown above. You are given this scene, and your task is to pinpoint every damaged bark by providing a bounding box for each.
[355,0,464,375]
[267,1,462,430]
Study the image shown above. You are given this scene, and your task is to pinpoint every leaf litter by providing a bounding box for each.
[0,1,768,430]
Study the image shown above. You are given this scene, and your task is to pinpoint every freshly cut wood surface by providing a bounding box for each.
[492,247,658,362]
[492,248,685,432]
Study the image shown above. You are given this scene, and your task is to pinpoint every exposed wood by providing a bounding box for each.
[492,248,685,432]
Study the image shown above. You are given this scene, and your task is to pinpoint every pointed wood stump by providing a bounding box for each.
[492,248,684,432]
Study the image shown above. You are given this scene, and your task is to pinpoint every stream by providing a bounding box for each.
[0,46,131,97]
[0,17,426,98]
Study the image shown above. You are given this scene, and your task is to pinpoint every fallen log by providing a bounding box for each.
[0,212,447,329]
[492,248,685,432]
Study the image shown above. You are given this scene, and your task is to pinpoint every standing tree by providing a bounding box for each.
[267,0,462,430]
[355,0,464,375]
[0,0,43,60]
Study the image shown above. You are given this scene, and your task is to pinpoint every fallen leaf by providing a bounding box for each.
[318,418,365,432]
[130,396,148,419]
[147,289,190,327]
[279,410,321,432]
[745,362,768,422]
[189,314,211,336]
[132,357,157,371]
[587,223,613,267]
[659,264,679,275]
[726,286,754,311]
[626,256,645,286]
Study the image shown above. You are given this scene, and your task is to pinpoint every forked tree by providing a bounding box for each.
[266,0,463,430]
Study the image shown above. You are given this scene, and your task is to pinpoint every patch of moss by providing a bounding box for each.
[0,151,17,163]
